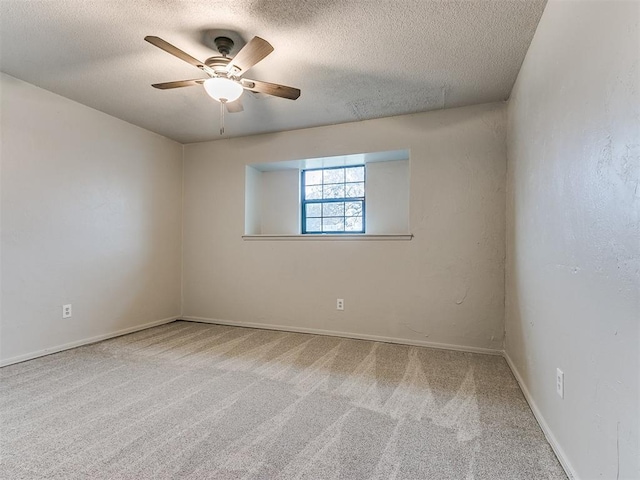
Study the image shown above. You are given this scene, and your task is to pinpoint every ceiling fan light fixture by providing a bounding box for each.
[203,77,243,103]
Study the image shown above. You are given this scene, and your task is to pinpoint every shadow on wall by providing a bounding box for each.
[504,159,528,369]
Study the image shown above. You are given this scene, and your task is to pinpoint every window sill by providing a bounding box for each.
[242,234,413,241]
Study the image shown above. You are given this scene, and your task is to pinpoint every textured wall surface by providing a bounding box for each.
[183,103,506,351]
[0,73,184,363]
[505,1,640,478]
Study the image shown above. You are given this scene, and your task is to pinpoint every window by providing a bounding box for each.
[301,166,365,234]
[244,150,409,237]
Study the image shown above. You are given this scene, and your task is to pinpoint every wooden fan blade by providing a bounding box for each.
[145,36,214,75]
[241,79,300,100]
[152,79,205,89]
[226,37,274,76]
[145,36,203,67]
[225,99,244,113]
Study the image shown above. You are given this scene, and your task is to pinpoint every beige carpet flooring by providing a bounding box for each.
[1,321,567,479]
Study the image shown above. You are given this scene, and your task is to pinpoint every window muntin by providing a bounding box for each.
[301,166,365,234]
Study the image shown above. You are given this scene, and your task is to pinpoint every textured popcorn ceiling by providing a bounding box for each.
[0,0,546,143]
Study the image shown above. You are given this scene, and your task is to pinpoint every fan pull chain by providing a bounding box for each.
[219,100,225,135]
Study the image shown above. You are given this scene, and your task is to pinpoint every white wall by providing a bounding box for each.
[260,169,300,234]
[0,73,183,364]
[366,160,410,234]
[244,166,262,235]
[505,1,639,478]
[183,103,506,352]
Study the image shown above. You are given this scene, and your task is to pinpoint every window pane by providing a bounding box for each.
[322,202,344,217]
[345,182,365,198]
[323,217,344,232]
[323,184,345,199]
[306,218,321,232]
[323,168,344,184]
[345,166,365,182]
[301,165,365,234]
[345,201,363,217]
[305,170,323,185]
[306,203,322,217]
[305,185,322,200]
[345,216,363,232]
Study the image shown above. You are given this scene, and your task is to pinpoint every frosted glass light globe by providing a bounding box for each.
[203,77,243,103]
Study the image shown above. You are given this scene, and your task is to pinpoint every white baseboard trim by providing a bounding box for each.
[0,316,179,367]
[503,351,578,480]
[180,316,503,356]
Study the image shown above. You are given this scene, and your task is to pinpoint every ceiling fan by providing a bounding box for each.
[145,35,301,132]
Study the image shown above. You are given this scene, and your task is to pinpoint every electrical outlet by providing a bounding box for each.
[336,299,344,311]
[62,304,72,319]
[556,368,564,399]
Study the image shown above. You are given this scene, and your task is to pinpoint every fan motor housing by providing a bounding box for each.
[206,36,235,76]
[205,56,231,75]
[213,36,234,56]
